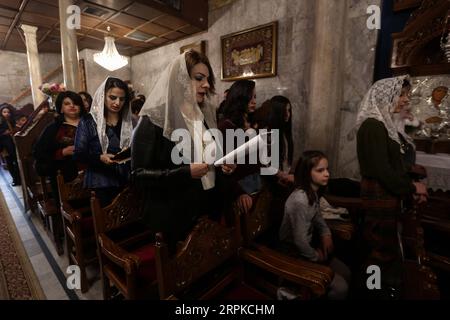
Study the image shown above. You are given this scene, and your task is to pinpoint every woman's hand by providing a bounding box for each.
[413,181,428,204]
[321,234,334,260]
[100,153,115,165]
[277,172,294,187]
[316,248,325,262]
[62,145,75,156]
[190,163,209,179]
[221,164,236,175]
[237,194,253,214]
[400,108,414,121]
[414,194,428,204]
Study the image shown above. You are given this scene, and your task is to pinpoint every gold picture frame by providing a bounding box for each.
[78,59,87,92]
[180,40,206,55]
[221,21,277,81]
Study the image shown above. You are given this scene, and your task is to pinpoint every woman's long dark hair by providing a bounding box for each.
[78,91,93,111]
[294,150,327,206]
[0,104,15,126]
[222,80,255,129]
[0,103,14,117]
[55,91,86,121]
[104,77,131,119]
[253,96,293,168]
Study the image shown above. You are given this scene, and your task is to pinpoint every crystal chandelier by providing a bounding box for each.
[94,26,128,71]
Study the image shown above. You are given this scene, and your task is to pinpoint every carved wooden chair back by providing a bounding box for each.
[91,186,142,235]
[155,217,240,299]
[56,170,97,293]
[91,187,156,300]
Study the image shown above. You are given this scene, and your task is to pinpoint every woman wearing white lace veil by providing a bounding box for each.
[131,50,234,250]
[74,77,132,207]
[356,75,428,299]
[391,79,423,173]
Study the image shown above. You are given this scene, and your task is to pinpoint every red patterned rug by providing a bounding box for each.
[0,190,45,300]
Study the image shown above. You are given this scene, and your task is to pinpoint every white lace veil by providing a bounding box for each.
[90,77,133,154]
[355,75,411,149]
[139,51,217,139]
[139,52,218,190]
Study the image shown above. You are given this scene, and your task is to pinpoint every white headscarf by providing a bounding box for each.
[356,75,411,150]
[90,77,133,154]
[139,52,218,190]
[139,52,217,138]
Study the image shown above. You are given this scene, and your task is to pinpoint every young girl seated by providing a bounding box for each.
[279,150,351,300]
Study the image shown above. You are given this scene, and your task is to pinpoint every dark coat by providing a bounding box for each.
[131,116,224,249]
[0,121,15,155]
[357,118,415,197]
[74,114,130,189]
[32,117,78,182]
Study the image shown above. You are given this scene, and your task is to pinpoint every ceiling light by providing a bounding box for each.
[94,26,128,71]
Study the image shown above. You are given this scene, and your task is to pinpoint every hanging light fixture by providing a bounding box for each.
[441,11,450,63]
[94,26,128,71]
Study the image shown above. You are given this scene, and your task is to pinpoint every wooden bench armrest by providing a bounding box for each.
[425,252,450,273]
[326,220,355,241]
[60,202,82,223]
[239,244,333,297]
[116,230,153,248]
[324,195,362,210]
[421,216,450,233]
[98,234,141,274]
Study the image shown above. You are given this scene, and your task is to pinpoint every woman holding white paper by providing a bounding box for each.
[218,79,260,214]
[131,50,234,249]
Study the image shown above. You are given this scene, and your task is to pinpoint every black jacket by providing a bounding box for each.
[0,118,16,153]
[131,116,225,249]
[33,117,78,182]
[357,118,415,197]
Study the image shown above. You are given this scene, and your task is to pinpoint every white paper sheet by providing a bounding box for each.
[213,131,270,166]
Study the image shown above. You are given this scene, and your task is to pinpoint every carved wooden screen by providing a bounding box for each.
[391,0,450,76]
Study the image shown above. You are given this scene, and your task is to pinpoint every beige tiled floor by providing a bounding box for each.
[0,168,103,300]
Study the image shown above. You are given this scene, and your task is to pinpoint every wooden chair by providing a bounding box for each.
[37,176,64,255]
[90,187,157,300]
[400,203,440,299]
[419,192,450,261]
[56,171,96,293]
[324,178,364,241]
[155,216,241,299]
[15,101,54,214]
[403,188,449,299]
[155,215,272,300]
[0,150,8,169]
[321,195,359,242]
[325,178,440,299]
[236,188,334,299]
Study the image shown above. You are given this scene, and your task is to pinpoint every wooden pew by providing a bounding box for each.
[155,216,250,300]
[400,203,440,299]
[90,187,157,299]
[57,171,96,293]
[236,188,334,299]
[14,100,54,214]
[37,176,64,255]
